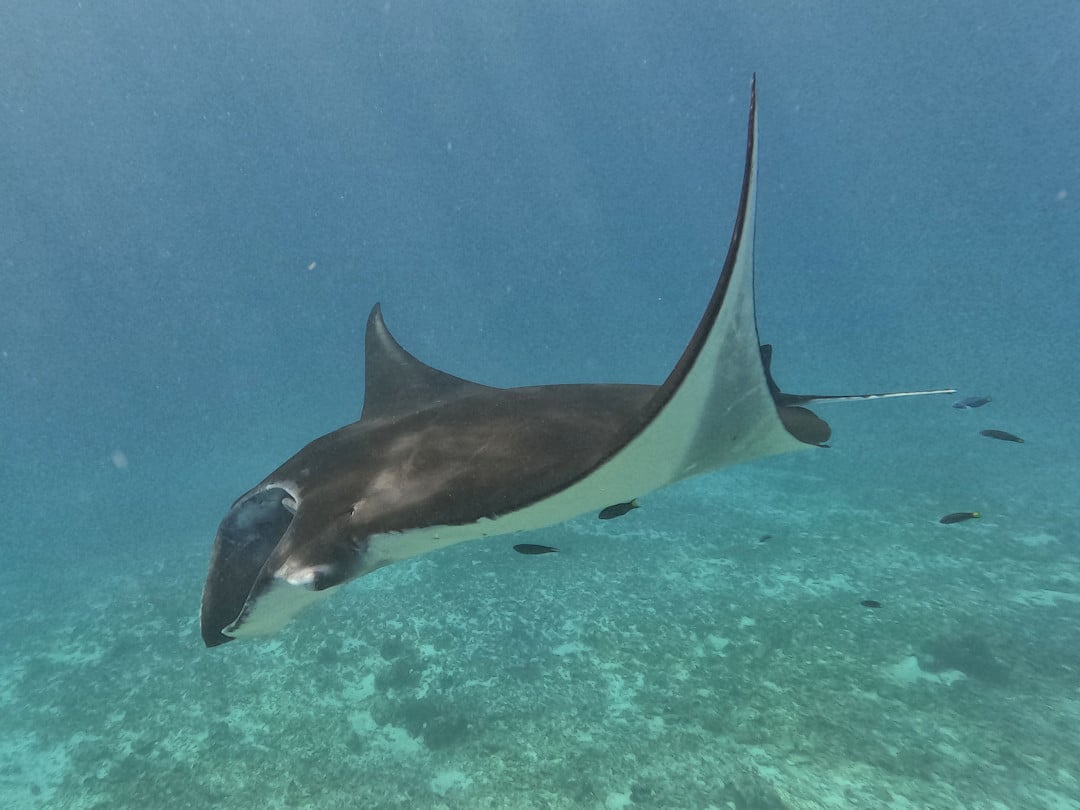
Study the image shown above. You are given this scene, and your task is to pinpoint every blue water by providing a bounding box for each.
[3,2,1079,808]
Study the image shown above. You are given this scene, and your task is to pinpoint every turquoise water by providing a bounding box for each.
[4,3,1079,808]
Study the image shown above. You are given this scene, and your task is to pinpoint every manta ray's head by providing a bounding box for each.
[199,483,361,647]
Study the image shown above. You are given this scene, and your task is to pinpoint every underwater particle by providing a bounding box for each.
[599,499,639,520]
[110,449,129,469]
[980,429,1024,443]
[860,600,882,609]
[940,511,980,524]
[513,543,558,555]
[308,261,317,270]
[952,395,991,409]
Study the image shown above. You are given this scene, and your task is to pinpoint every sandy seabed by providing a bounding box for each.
[4,462,1078,810]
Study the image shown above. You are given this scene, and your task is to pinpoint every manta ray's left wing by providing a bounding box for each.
[451,76,812,534]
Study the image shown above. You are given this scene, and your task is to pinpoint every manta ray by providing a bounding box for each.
[200,78,951,647]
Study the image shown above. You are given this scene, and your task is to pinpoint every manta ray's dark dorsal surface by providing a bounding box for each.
[200,78,951,646]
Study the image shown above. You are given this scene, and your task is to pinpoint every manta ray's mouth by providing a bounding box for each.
[200,486,297,647]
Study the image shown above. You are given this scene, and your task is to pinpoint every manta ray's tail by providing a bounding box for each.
[759,344,954,446]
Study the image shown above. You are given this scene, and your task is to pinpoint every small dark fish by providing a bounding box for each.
[599,499,639,520]
[513,543,558,555]
[940,511,980,524]
[953,395,992,409]
[980,429,1024,443]
[860,600,882,609]
[758,534,772,543]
